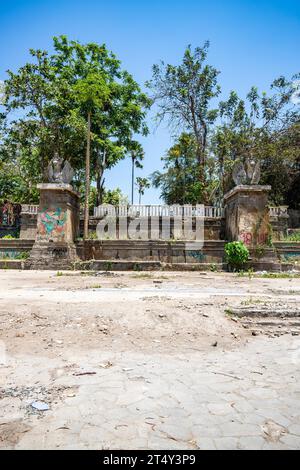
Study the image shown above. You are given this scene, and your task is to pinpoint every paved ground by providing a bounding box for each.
[0,270,300,449]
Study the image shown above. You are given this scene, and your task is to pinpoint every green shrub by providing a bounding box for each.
[15,251,30,260]
[225,241,249,271]
[1,234,15,239]
[285,232,300,242]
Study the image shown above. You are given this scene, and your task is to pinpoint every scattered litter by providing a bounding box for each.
[99,361,113,369]
[95,272,120,277]
[31,401,49,411]
[73,371,97,376]
[122,367,133,372]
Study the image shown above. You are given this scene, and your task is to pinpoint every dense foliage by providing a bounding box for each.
[0,36,150,205]
[149,44,300,207]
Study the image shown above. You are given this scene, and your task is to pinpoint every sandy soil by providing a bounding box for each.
[0,270,300,449]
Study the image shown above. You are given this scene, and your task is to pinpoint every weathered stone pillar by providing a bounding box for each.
[224,185,271,247]
[29,183,80,269]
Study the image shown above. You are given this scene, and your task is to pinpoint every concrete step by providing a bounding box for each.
[0,260,24,269]
[240,317,300,336]
[75,260,225,272]
[229,308,300,318]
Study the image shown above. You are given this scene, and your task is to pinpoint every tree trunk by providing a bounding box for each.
[131,156,135,204]
[83,111,91,240]
[96,150,106,206]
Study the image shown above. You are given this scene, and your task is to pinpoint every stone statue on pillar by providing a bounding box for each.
[47,152,74,184]
[224,157,271,247]
[232,158,261,186]
[29,153,80,269]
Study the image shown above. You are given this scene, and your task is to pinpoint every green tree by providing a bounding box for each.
[73,72,111,239]
[152,133,209,205]
[147,42,220,199]
[212,76,300,205]
[0,36,150,208]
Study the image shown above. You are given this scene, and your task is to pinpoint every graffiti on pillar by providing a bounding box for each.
[0,201,21,227]
[37,207,67,241]
[240,231,268,246]
[240,231,253,246]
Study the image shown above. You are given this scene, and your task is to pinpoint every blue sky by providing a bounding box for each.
[1,0,299,203]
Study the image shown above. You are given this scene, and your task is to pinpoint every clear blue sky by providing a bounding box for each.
[1,0,299,203]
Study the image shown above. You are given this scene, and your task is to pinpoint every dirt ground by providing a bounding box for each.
[0,270,300,449]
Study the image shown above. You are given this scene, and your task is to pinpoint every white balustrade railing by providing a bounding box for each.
[21,204,39,214]
[93,204,224,218]
[269,206,289,217]
[19,203,288,220]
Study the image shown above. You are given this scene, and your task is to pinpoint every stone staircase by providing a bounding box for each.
[228,305,300,336]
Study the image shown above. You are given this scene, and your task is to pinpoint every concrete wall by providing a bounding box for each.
[14,209,299,242]
[0,239,34,259]
[76,240,226,265]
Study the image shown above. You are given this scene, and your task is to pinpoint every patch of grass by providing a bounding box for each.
[90,284,102,289]
[88,231,98,240]
[56,271,64,277]
[237,270,300,279]
[237,268,254,279]
[284,232,300,242]
[225,308,234,317]
[132,273,154,279]
[241,298,265,306]
[104,261,112,272]
[210,263,217,272]
[15,251,30,260]
[257,272,300,279]
[1,234,16,239]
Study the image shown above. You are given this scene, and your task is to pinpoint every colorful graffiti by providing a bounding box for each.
[240,231,268,246]
[37,207,67,241]
[0,201,21,227]
[188,250,205,261]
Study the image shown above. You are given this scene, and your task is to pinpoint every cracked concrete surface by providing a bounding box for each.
[0,270,300,449]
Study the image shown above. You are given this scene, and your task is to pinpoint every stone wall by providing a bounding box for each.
[15,208,299,242]
[76,239,226,265]
[0,239,34,259]
[80,216,224,241]
[19,213,38,239]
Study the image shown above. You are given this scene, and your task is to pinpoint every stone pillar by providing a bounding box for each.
[29,183,80,269]
[224,185,271,247]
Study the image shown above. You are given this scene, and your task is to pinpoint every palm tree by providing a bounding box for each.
[130,147,144,204]
[136,177,150,204]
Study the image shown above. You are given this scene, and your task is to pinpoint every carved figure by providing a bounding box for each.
[47,152,74,184]
[232,158,261,186]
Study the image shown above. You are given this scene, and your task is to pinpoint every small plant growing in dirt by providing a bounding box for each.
[104,261,112,271]
[15,251,30,260]
[225,241,249,272]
